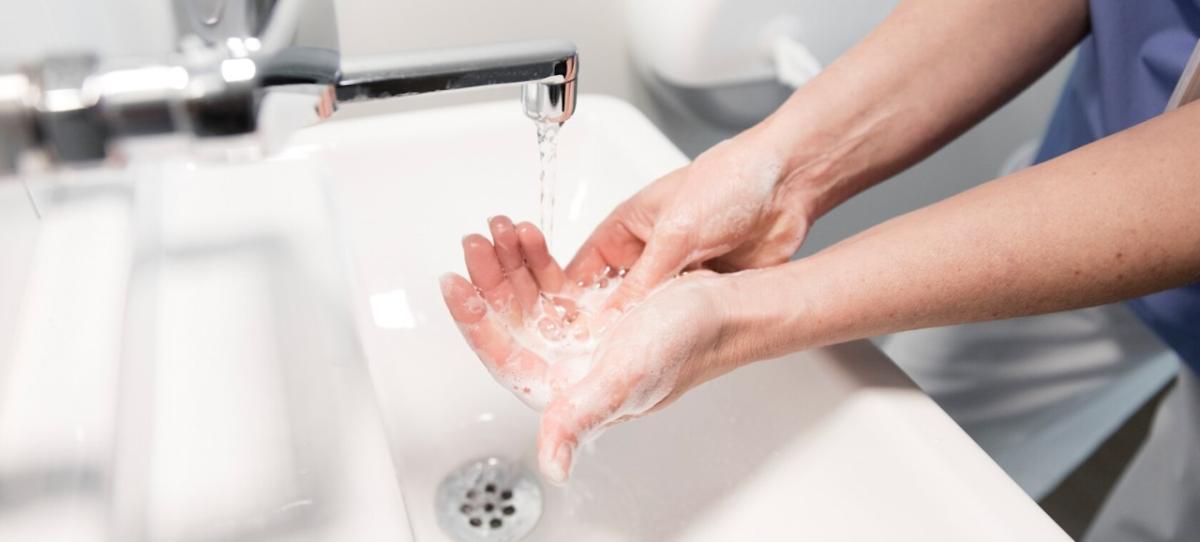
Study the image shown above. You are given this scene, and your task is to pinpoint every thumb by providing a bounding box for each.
[536,369,630,484]
[605,231,690,311]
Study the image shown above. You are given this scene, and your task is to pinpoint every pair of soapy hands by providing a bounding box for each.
[439,137,809,483]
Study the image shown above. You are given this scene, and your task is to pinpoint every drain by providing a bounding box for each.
[435,457,542,542]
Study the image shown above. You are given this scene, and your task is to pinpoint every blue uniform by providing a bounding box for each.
[1033,0,1200,373]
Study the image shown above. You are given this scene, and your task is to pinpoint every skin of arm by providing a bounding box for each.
[574,0,1089,307]
[751,0,1089,217]
[710,101,1200,370]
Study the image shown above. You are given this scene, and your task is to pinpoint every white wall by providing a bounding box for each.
[0,0,175,58]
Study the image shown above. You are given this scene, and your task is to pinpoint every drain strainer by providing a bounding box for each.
[435,457,542,542]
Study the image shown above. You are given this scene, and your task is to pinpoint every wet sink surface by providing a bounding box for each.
[296,95,1069,541]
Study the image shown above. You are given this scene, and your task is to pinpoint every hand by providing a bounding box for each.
[439,216,617,410]
[533,271,731,483]
[440,217,731,483]
[567,130,813,309]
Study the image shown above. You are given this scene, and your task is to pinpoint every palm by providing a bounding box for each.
[440,216,725,483]
[439,216,621,410]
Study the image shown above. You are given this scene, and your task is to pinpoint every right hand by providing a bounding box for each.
[567,130,814,309]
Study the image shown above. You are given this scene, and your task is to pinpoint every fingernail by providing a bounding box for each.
[439,272,465,293]
[541,443,573,486]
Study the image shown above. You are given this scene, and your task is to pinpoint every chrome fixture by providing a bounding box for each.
[0,0,577,174]
[338,40,577,124]
[435,456,543,542]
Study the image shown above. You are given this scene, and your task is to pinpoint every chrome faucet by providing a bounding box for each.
[0,0,577,174]
[338,41,577,124]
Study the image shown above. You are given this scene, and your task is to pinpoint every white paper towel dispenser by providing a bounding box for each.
[626,0,897,130]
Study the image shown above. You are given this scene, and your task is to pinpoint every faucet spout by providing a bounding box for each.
[522,80,576,125]
[335,40,577,124]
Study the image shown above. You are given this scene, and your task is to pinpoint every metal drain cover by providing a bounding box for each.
[435,457,542,542]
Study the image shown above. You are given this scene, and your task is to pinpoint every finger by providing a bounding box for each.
[462,234,521,326]
[516,221,567,293]
[440,273,551,406]
[565,244,612,288]
[489,216,540,313]
[536,369,631,484]
[565,217,645,287]
[440,272,488,325]
[603,231,690,311]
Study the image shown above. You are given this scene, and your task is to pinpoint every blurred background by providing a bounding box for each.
[0,0,1073,299]
[2,1,1160,540]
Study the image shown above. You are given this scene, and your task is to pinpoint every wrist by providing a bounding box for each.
[742,90,885,222]
[708,264,820,369]
[707,129,817,238]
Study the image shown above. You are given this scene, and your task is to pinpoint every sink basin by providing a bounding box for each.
[296,95,1070,541]
[0,149,412,539]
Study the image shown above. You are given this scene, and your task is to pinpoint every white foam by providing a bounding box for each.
[454,271,628,411]
[512,274,624,372]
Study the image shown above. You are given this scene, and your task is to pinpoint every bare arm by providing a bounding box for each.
[750,0,1090,219]
[570,0,1091,305]
[511,103,1197,482]
[716,102,1200,365]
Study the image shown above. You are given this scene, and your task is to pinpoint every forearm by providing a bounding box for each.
[741,0,1088,219]
[717,101,1200,365]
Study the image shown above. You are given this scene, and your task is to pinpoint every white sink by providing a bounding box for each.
[0,149,411,539]
[296,95,1071,541]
